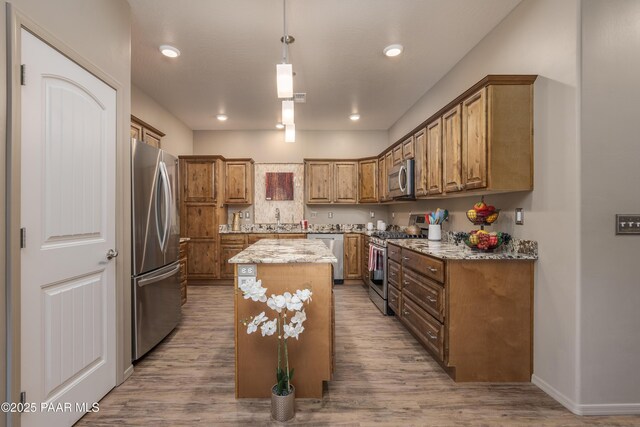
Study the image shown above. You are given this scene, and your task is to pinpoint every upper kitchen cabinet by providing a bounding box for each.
[334,161,358,203]
[460,77,535,192]
[442,104,464,193]
[402,136,415,159]
[426,118,443,195]
[384,151,393,201]
[182,158,217,203]
[378,155,387,202]
[392,144,403,166]
[413,128,428,197]
[358,158,378,203]
[305,161,333,203]
[305,160,358,204]
[224,159,254,204]
[131,115,165,149]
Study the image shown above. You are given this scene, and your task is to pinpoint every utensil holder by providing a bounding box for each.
[428,224,441,241]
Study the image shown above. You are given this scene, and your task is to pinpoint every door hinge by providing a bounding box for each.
[20,227,26,248]
[20,64,25,86]
[19,391,26,405]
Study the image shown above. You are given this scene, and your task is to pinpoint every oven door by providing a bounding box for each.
[368,243,388,314]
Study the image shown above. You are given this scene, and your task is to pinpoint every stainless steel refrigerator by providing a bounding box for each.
[131,139,181,361]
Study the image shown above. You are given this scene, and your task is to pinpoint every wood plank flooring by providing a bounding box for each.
[77,285,640,426]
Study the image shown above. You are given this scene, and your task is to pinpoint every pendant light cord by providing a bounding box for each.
[282,0,288,64]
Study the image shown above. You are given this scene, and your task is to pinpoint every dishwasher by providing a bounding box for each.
[307,234,343,284]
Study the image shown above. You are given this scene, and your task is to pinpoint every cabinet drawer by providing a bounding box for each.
[221,234,247,245]
[388,244,402,263]
[401,297,444,362]
[247,234,278,244]
[278,234,306,239]
[402,268,444,322]
[388,285,401,315]
[402,249,445,283]
[387,259,401,289]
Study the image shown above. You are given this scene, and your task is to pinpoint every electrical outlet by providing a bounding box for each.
[370,211,375,218]
[328,212,334,219]
[392,212,395,219]
[616,214,640,235]
[311,211,317,218]
[515,208,524,225]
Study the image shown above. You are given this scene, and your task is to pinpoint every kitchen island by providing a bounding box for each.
[229,239,336,398]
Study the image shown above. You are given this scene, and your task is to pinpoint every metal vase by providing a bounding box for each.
[271,385,295,422]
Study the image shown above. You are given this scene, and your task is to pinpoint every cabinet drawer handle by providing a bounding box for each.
[427,267,438,273]
[403,280,409,285]
[426,296,437,303]
[390,250,397,255]
[390,297,397,303]
[402,256,410,261]
[402,310,410,316]
[390,272,396,276]
[427,331,438,340]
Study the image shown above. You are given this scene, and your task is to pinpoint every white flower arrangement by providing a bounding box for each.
[239,279,312,396]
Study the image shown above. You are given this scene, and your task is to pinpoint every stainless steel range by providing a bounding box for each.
[367,214,430,315]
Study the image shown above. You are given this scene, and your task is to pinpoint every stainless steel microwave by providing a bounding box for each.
[388,159,414,199]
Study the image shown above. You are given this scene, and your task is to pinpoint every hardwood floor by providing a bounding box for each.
[78,285,639,426]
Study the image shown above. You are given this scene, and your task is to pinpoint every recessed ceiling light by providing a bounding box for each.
[275,123,285,129]
[216,114,228,121]
[159,45,180,58]
[349,114,361,121]
[383,44,403,57]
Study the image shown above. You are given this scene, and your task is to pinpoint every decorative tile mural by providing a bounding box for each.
[254,164,304,224]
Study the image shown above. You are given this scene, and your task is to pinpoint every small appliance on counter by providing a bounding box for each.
[376,220,387,231]
[232,211,242,231]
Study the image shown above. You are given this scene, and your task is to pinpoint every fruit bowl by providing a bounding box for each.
[461,230,511,252]
[466,209,500,225]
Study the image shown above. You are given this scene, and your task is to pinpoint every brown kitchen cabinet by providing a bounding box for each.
[131,115,165,149]
[413,127,428,197]
[389,243,534,382]
[377,155,387,202]
[358,158,378,203]
[179,239,189,305]
[225,159,254,204]
[442,104,464,193]
[179,156,225,284]
[343,233,362,280]
[219,234,248,280]
[334,161,358,203]
[402,136,415,159]
[384,151,393,199]
[305,160,358,204]
[361,235,370,283]
[426,118,443,195]
[392,144,403,166]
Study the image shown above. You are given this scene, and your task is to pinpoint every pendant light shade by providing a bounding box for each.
[282,100,295,125]
[277,63,293,99]
[285,124,296,143]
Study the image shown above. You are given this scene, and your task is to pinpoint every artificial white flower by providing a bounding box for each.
[284,322,304,340]
[296,289,312,303]
[261,318,277,336]
[246,311,267,334]
[267,294,287,313]
[240,279,268,302]
[284,292,303,311]
[291,310,306,325]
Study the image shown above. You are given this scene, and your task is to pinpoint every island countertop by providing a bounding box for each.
[228,239,337,264]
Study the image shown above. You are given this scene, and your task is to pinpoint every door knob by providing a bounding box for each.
[106,249,119,260]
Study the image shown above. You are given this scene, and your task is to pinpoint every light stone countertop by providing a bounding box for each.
[228,239,338,264]
[387,239,538,261]
[218,223,372,235]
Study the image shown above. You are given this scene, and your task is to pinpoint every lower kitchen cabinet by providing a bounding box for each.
[389,243,534,382]
[343,234,362,280]
[361,235,370,283]
[179,239,189,305]
[220,235,247,280]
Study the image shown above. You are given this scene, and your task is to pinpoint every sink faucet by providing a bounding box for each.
[275,208,281,228]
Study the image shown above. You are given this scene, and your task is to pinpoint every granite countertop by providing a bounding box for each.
[228,239,338,264]
[387,239,538,261]
[219,223,372,234]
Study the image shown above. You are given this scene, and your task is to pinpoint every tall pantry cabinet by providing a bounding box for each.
[179,156,226,284]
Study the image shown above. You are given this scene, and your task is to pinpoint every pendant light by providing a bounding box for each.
[282,100,294,125]
[285,124,296,143]
[276,0,294,99]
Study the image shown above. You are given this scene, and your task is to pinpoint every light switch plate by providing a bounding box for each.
[616,214,640,235]
[311,211,317,218]
[244,211,250,219]
[370,211,375,218]
[515,208,524,225]
[328,212,334,219]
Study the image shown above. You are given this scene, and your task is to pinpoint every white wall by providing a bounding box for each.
[579,0,640,411]
[195,130,391,224]
[132,85,193,157]
[387,0,581,407]
[194,130,388,162]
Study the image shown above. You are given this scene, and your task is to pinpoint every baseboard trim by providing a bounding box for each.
[122,364,134,382]
[532,375,640,415]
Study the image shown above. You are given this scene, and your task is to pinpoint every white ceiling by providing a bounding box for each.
[129,0,522,131]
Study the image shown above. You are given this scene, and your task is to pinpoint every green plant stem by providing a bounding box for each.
[284,331,290,392]
[277,314,282,391]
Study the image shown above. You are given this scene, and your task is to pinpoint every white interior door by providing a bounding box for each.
[20,29,117,427]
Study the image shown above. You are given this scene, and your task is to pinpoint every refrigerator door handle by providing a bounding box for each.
[157,161,171,252]
[138,264,180,287]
